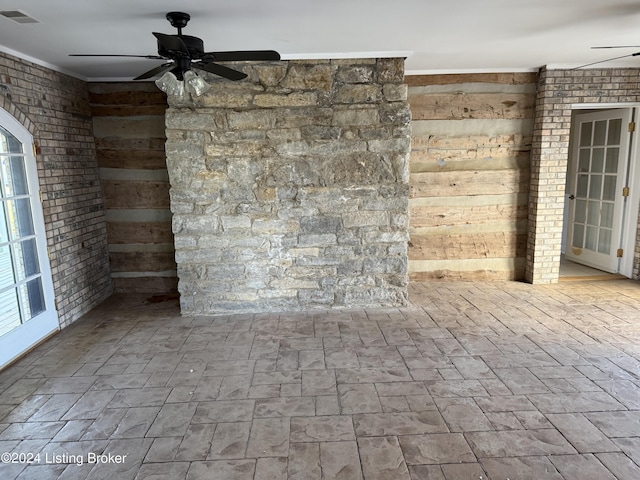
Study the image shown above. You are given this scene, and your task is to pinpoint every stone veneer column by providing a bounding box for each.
[165,58,411,314]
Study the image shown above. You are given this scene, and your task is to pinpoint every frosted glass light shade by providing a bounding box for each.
[155,72,185,96]
[184,70,211,96]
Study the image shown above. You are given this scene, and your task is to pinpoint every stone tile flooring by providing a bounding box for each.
[1,280,640,479]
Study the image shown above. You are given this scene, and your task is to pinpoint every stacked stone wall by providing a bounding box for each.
[166,58,411,314]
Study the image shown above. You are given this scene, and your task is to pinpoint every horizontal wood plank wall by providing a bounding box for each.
[406,73,537,281]
[89,83,177,293]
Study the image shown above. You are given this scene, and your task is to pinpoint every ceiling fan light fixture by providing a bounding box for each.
[184,70,211,96]
[155,71,185,96]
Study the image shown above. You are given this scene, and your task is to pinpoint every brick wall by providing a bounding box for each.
[0,52,112,327]
[528,67,640,283]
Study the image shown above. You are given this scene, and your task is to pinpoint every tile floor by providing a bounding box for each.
[1,280,640,479]
[559,255,621,280]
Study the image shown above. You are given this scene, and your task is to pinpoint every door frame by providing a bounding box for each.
[565,103,640,278]
[0,107,59,369]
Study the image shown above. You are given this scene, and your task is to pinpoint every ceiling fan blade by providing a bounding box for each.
[133,63,175,80]
[592,46,640,49]
[193,62,248,81]
[572,52,640,69]
[202,50,281,62]
[153,32,189,55]
[69,54,164,59]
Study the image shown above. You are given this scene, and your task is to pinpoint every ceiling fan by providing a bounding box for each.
[574,46,640,69]
[70,11,281,82]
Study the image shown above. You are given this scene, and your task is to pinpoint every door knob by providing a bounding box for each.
[569,194,575,200]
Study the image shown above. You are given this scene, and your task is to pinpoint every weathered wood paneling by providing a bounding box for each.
[409,233,528,260]
[409,202,528,228]
[102,180,171,209]
[406,72,538,87]
[408,72,537,281]
[106,221,173,244]
[109,251,177,272]
[409,92,534,120]
[410,170,530,198]
[95,138,167,170]
[112,277,178,294]
[90,82,175,292]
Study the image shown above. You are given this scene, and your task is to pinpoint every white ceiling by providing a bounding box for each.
[2,0,640,81]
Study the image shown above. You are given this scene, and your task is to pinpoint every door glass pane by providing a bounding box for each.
[585,226,598,250]
[593,120,607,146]
[607,118,622,145]
[588,175,602,200]
[0,204,8,244]
[573,223,584,248]
[5,198,34,239]
[18,278,45,321]
[0,126,23,154]
[603,175,617,202]
[580,122,593,146]
[578,149,590,172]
[14,238,40,281]
[591,148,605,172]
[1,156,29,196]
[575,199,587,223]
[577,175,589,197]
[0,287,20,335]
[598,229,612,254]
[605,148,619,173]
[0,243,15,289]
[587,200,600,226]
[601,202,614,228]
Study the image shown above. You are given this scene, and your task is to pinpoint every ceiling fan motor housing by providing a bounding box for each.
[157,35,204,59]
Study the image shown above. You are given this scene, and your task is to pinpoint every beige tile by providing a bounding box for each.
[146,402,197,437]
[1,282,640,480]
[585,411,640,437]
[254,457,287,480]
[254,397,315,418]
[354,411,447,436]
[319,441,363,480]
[399,433,476,465]
[291,416,355,442]
[186,460,256,480]
[175,423,216,461]
[111,406,159,439]
[596,452,640,480]
[528,391,625,413]
[338,383,382,414]
[191,400,255,423]
[358,436,410,480]
[434,397,493,432]
[136,462,190,480]
[480,456,564,480]
[288,442,320,480]
[465,429,577,457]
[208,422,251,460]
[546,413,620,453]
[245,417,290,457]
[549,454,618,480]
[301,370,336,396]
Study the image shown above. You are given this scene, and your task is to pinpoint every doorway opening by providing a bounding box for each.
[561,106,640,280]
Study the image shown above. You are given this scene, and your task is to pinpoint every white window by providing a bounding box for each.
[0,108,58,369]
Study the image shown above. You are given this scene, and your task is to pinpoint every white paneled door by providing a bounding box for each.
[0,109,58,369]
[566,109,632,273]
